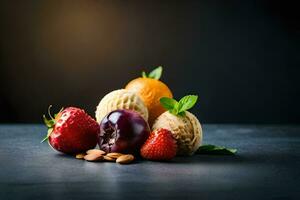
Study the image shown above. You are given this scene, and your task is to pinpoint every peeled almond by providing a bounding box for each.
[116,154,134,164]
[106,152,123,159]
[86,149,106,155]
[84,154,104,162]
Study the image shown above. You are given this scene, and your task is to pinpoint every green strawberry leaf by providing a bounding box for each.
[41,105,63,143]
[160,97,178,111]
[41,127,53,143]
[43,115,53,128]
[178,95,198,114]
[196,144,237,155]
[54,107,64,118]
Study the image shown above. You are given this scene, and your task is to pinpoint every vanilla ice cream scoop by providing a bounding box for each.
[95,89,148,123]
[152,111,202,155]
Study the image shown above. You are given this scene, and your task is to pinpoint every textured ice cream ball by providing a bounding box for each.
[152,111,202,155]
[95,89,148,123]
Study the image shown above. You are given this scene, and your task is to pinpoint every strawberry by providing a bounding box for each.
[42,106,100,154]
[140,128,177,161]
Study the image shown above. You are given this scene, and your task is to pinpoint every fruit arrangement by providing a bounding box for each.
[42,66,237,164]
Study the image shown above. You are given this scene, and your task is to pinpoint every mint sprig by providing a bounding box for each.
[142,66,162,80]
[160,95,198,116]
[196,144,237,155]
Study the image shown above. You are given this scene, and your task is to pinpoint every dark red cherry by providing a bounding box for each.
[98,109,150,155]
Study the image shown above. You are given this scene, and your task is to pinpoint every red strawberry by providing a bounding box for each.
[42,106,99,154]
[140,128,177,161]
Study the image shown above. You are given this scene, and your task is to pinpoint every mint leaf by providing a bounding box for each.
[148,66,162,80]
[178,95,198,114]
[141,66,163,79]
[159,94,199,116]
[160,97,178,111]
[196,144,237,155]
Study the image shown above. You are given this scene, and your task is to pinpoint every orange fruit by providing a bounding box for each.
[125,77,173,125]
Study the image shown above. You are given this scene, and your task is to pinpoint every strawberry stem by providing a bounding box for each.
[48,105,54,120]
[41,105,64,143]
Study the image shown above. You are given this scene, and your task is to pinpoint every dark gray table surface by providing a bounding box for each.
[0,124,299,200]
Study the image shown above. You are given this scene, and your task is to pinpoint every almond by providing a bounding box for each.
[84,154,104,162]
[116,154,134,164]
[75,153,86,159]
[86,149,106,155]
[103,155,115,161]
[106,152,123,159]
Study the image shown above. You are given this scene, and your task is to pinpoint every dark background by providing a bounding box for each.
[0,0,299,124]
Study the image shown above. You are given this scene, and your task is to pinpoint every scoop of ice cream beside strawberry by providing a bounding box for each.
[153,95,202,156]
